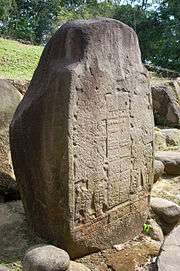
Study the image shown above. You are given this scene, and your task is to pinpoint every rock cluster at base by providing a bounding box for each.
[78,235,161,271]
[10,18,154,257]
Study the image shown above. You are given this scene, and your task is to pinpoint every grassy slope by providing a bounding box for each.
[0,38,43,80]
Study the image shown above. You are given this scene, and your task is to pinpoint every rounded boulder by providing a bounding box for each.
[22,245,70,271]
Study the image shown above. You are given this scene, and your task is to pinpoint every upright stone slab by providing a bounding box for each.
[10,18,154,257]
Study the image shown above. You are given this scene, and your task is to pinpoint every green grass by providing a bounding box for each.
[0,38,43,80]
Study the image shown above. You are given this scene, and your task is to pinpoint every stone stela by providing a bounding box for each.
[10,18,154,258]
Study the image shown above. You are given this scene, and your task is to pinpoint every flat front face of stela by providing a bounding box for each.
[10,18,154,257]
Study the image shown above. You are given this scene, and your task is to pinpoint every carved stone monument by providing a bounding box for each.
[10,18,154,257]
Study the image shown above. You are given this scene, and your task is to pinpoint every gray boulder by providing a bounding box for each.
[150,197,180,224]
[0,79,22,200]
[155,151,180,175]
[157,225,180,271]
[154,160,165,182]
[151,82,180,128]
[22,245,70,271]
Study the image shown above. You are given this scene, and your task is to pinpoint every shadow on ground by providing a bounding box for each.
[0,201,44,266]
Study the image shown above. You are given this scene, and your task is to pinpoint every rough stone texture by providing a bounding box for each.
[150,197,180,224]
[151,81,180,128]
[0,200,159,271]
[161,128,180,147]
[22,245,70,271]
[151,176,180,205]
[10,18,154,257]
[155,151,180,175]
[68,261,90,271]
[7,79,29,96]
[154,128,180,152]
[154,128,167,151]
[154,160,164,183]
[147,218,164,243]
[157,225,180,271]
[0,79,22,199]
[78,236,161,271]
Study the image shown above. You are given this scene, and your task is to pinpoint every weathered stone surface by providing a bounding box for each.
[150,197,180,224]
[78,236,161,271]
[23,245,70,271]
[154,127,180,152]
[151,176,180,205]
[10,18,154,257]
[157,225,180,271]
[154,128,167,151]
[6,79,29,96]
[155,151,180,175]
[68,261,90,271]
[147,218,164,243]
[154,160,164,182]
[0,79,22,199]
[151,81,180,128]
[161,128,180,147]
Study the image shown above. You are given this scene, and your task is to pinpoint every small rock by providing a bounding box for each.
[150,197,180,224]
[148,218,164,243]
[157,225,180,271]
[161,128,180,147]
[155,151,180,175]
[22,245,70,271]
[68,261,91,271]
[113,244,125,251]
[0,265,10,271]
[154,160,165,182]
